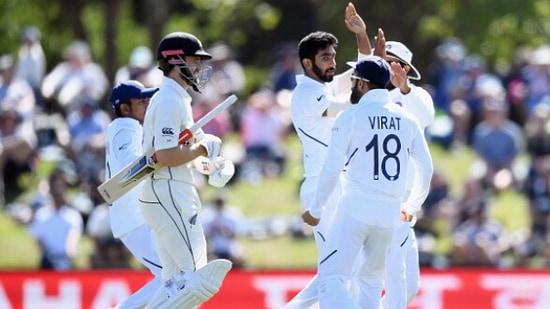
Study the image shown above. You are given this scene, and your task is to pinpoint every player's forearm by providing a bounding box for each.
[356,31,372,56]
[404,150,434,215]
[154,144,206,167]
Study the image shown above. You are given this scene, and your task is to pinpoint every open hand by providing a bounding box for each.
[390,62,410,94]
[373,28,386,58]
[344,2,366,35]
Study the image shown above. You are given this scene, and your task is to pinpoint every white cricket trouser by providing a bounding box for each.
[117,224,163,309]
[318,211,394,309]
[283,177,341,309]
[139,178,208,281]
[381,221,420,308]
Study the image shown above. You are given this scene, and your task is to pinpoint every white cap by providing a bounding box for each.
[385,41,421,80]
[129,46,153,68]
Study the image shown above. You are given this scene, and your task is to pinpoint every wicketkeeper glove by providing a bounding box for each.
[208,156,235,188]
[196,133,221,160]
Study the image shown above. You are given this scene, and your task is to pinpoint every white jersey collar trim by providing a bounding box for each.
[162,76,192,105]
[358,89,390,106]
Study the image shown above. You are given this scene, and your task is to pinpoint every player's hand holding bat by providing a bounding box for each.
[196,133,222,160]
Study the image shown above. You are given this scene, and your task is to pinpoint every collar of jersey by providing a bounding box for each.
[296,74,334,92]
[357,89,390,106]
[162,76,192,105]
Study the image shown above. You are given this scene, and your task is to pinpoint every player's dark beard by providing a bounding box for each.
[350,82,361,104]
[312,62,334,83]
[386,82,396,91]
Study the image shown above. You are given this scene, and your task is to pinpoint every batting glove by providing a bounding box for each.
[197,133,221,160]
[208,157,235,188]
[192,155,218,175]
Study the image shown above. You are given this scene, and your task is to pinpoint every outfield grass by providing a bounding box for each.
[0,136,531,270]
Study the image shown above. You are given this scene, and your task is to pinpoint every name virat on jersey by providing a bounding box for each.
[368,116,401,130]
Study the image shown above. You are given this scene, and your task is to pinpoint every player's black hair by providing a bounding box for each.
[157,58,173,76]
[298,31,338,69]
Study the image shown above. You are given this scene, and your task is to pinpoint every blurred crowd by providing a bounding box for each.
[2,26,550,270]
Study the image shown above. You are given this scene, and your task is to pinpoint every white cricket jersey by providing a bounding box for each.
[389,83,435,129]
[391,83,435,195]
[291,74,348,178]
[141,76,195,184]
[310,89,433,226]
[105,117,146,238]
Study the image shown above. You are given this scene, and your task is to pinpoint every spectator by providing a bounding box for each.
[207,41,246,98]
[471,98,524,191]
[0,54,36,124]
[192,90,233,140]
[503,46,531,126]
[524,103,550,179]
[41,40,108,114]
[0,108,37,205]
[33,97,71,159]
[268,42,301,92]
[523,45,550,115]
[28,168,83,270]
[114,45,162,88]
[0,60,37,204]
[201,194,246,268]
[522,155,550,259]
[66,97,109,185]
[451,199,509,266]
[239,89,288,182]
[449,55,503,145]
[15,25,46,107]
[428,37,467,113]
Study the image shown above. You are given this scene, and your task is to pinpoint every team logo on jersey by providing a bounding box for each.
[161,127,175,136]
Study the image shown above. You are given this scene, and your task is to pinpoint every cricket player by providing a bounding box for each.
[343,32,435,307]
[139,32,233,309]
[303,56,433,309]
[381,39,435,308]
[105,80,163,309]
[283,4,372,308]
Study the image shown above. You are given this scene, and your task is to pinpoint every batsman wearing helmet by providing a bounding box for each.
[139,32,233,309]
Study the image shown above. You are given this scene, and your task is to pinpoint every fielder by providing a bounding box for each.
[341,31,435,307]
[283,3,372,308]
[105,80,163,309]
[303,56,433,309]
[138,32,234,309]
[379,38,435,308]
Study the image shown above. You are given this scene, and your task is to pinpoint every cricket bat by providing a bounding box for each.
[97,94,238,204]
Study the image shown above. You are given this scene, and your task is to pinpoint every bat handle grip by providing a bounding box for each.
[179,129,193,144]
[152,129,194,162]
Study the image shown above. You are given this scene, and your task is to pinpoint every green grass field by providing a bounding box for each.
[0,135,532,270]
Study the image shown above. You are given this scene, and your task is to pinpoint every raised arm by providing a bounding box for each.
[345,2,371,55]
